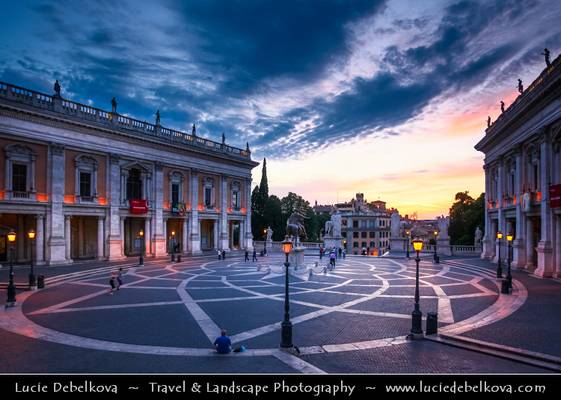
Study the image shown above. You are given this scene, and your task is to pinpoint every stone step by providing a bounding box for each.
[425,333,561,372]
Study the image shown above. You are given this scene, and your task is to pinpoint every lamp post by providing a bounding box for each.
[138,229,144,266]
[263,229,267,256]
[506,233,513,291]
[170,230,176,262]
[410,238,424,338]
[496,231,503,278]
[405,230,410,259]
[6,229,17,307]
[433,230,439,264]
[280,236,293,348]
[28,229,36,289]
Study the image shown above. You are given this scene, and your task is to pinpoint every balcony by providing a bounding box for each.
[12,191,30,199]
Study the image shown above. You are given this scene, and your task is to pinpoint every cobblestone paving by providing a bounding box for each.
[0,254,551,373]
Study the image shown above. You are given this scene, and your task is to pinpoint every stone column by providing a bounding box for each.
[482,165,493,259]
[120,217,125,257]
[16,215,25,261]
[525,217,535,271]
[182,218,188,254]
[97,216,105,260]
[189,171,202,254]
[145,217,151,257]
[163,217,168,254]
[513,151,526,267]
[108,154,125,260]
[153,163,166,256]
[244,178,254,250]
[555,215,561,278]
[213,219,219,250]
[535,136,553,277]
[220,175,229,250]
[35,214,45,265]
[495,160,505,263]
[64,215,72,261]
[47,143,69,264]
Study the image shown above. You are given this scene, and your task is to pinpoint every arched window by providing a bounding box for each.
[204,177,215,208]
[231,181,240,210]
[75,154,98,203]
[4,144,36,200]
[169,171,184,205]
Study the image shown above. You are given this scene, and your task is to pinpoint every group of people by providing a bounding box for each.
[319,246,345,270]
[244,249,259,262]
[108,268,124,294]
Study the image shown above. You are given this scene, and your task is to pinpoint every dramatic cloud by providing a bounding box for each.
[1,0,561,216]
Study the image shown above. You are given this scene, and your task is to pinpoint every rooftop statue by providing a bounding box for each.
[53,80,61,97]
[192,123,197,136]
[222,132,225,144]
[487,116,491,128]
[542,48,551,67]
[111,97,118,113]
[500,101,505,113]
[155,109,161,125]
[518,79,523,94]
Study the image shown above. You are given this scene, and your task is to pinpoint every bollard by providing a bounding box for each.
[426,312,438,335]
[501,280,510,294]
[37,275,45,289]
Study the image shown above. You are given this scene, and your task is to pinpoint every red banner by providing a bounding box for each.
[550,184,561,208]
[130,199,148,214]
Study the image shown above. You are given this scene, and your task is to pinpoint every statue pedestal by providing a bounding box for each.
[437,238,451,256]
[390,238,407,252]
[323,237,343,251]
[266,239,273,252]
[289,247,306,269]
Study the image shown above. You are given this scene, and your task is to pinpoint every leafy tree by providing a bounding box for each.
[449,191,485,245]
[263,195,284,241]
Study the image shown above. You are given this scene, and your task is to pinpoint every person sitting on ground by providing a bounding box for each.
[214,329,232,354]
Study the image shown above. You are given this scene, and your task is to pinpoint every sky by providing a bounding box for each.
[1,0,561,218]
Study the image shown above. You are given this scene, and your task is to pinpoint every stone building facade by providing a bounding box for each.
[337,194,392,255]
[475,55,561,278]
[0,80,257,266]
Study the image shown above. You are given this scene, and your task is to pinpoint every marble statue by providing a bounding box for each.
[111,97,118,113]
[324,220,333,237]
[474,226,482,246]
[390,212,401,238]
[500,101,505,113]
[487,116,491,128]
[542,48,551,67]
[53,80,61,97]
[437,215,450,239]
[155,110,161,125]
[266,226,273,241]
[286,212,307,241]
[331,212,342,238]
[518,79,523,94]
[192,123,197,136]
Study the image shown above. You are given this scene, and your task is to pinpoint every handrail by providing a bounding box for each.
[0,81,251,160]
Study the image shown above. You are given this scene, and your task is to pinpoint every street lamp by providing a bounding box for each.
[6,229,17,307]
[138,229,144,266]
[280,236,293,348]
[28,229,36,289]
[170,230,176,262]
[263,228,267,256]
[405,230,411,259]
[505,233,514,292]
[433,229,439,264]
[496,231,503,278]
[410,238,424,338]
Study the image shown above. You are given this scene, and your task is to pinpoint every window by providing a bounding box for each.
[353,221,358,228]
[204,177,214,208]
[370,241,375,248]
[341,232,347,237]
[353,232,358,238]
[361,242,367,248]
[369,232,375,238]
[232,181,240,209]
[353,242,359,248]
[12,164,27,192]
[361,232,367,238]
[171,183,180,205]
[127,168,142,200]
[205,187,212,207]
[79,172,92,197]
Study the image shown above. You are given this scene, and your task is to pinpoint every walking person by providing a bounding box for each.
[319,246,324,260]
[338,247,342,258]
[329,251,336,270]
[252,249,257,262]
[222,250,226,260]
[117,268,123,290]
[109,273,117,295]
[217,249,222,260]
[342,248,346,259]
[244,249,249,262]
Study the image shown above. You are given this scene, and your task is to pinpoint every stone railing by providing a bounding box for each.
[0,81,251,160]
[253,241,323,252]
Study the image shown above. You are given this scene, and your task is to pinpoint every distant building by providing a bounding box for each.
[475,53,561,278]
[312,201,334,215]
[336,193,392,255]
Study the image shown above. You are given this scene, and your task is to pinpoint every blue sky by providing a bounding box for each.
[2,0,561,217]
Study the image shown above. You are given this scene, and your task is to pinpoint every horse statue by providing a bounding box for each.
[324,220,334,238]
[286,212,307,243]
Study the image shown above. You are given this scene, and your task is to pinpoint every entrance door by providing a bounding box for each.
[532,217,540,266]
[230,222,240,249]
[200,220,214,250]
[124,218,145,256]
[0,235,6,262]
